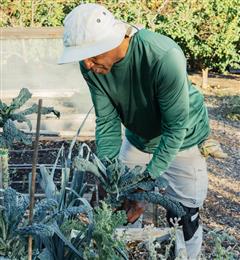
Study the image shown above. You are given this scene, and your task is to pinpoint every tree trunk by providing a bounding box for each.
[201,68,209,88]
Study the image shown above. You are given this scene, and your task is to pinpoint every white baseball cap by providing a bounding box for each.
[58,3,128,64]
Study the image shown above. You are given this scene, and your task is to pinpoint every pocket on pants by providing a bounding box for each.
[162,162,198,207]
[162,146,208,208]
[194,153,208,206]
[119,137,150,168]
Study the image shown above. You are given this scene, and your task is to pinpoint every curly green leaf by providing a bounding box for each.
[127,191,185,217]
[33,199,58,222]
[2,119,31,148]
[21,103,60,118]
[17,223,55,237]
[8,88,32,113]
[10,113,32,130]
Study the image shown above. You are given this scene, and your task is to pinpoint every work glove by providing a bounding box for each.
[198,138,228,158]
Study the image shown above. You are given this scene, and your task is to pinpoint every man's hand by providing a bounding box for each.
[121,172,169,224]
[122,197,146,224]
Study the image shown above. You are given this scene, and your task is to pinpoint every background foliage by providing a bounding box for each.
[1,0,239,72]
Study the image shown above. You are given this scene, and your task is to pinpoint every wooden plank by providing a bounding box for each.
[71,227,170,242]
[38,135,95,142]
[9,164,61,169]
[0,27,64,39]
[116,227,187,258]
[115,227,170,242]
[20,191,93,200]
[22,130,60,136]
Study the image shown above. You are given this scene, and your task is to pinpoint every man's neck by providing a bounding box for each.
[114,36,131,63]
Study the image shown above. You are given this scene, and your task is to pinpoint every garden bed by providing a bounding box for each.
[7,130,239,259]
[7,139,182,259]
[4,73,240,259]
[9,140,96,194]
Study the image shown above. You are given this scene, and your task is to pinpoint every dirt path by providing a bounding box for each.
[189,73,240,258]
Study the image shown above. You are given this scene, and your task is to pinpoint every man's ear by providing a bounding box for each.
[125,26,133,37]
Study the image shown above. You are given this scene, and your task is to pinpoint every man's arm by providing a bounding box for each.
[147,48,189,178]
[80,63,122,160]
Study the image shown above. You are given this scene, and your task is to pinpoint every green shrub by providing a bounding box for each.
[155,0,240,73]
[1,0,239,72]
[0,0,80,27]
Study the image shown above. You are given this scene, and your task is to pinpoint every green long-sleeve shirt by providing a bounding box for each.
[80,29,210,179]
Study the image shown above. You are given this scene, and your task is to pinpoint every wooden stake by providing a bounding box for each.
[28,99,42,260]
[153,187,159,226]
[0,149,8,205]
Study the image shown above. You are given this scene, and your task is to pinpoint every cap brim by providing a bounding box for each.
[58,21,127,64]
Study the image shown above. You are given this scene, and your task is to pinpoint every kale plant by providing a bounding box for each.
[0,188,29,259]
[73,148,185,219]
[19,144,94,260]
[0,87,60,148]
[72,201,128,260]
[4,109,94,260]
[88,202,127,260]
[0,185,91,260]
[26,113,128,260]
[0,87,60,191]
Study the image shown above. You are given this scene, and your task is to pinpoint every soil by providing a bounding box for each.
[189,73,240,259]
[6,73,240,259]
[9,140,97,194]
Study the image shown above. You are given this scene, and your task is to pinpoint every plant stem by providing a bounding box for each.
[0,149,8,205]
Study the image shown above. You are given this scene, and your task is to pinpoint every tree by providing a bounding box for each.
[154,0,240,86]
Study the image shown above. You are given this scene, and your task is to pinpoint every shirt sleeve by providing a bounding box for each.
[146,48,189,178]
[79,63,122,160]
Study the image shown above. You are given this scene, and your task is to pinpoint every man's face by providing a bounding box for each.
[83,50,116,75]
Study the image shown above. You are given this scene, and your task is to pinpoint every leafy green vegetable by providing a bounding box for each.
[73,153,185,218]
[0,188,29,259]
[72,202,128,260]
[0,88,60,149]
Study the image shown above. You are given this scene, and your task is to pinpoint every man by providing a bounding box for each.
[59,3,210,259]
